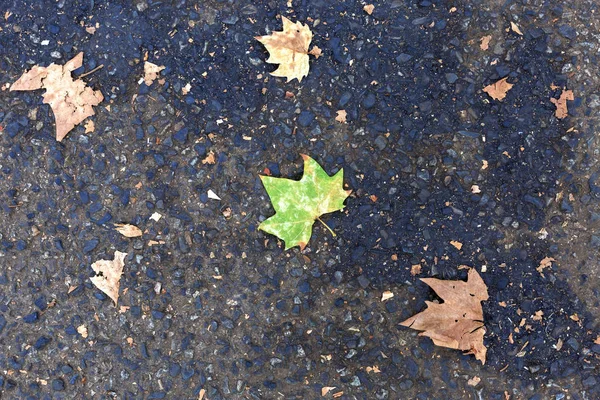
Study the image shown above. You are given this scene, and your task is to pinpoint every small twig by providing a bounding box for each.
[77,64,104,78]
[317,217,336,237]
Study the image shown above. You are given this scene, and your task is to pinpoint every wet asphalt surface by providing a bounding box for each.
[1,0,600,399]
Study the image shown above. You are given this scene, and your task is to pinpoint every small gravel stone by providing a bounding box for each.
[83,239,99,253]
[298,111,315,127]
[583,376,597,388]
[445,73,458,83]
[357,275,370,289]
[374,135,387,150]
[558,25,576,39]
[396,53,412,64]
[363,93,376,108]
[51,378,65,391]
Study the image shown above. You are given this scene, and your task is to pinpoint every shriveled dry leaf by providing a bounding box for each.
[532,310,544,321]
[510,21,523,35]
[202,151,216,165]
[143,61,165,86]
[381,291,394,301]
[84,119,95,133]
[308,46,322,59]
[363,4,375,15]
[335,110,347,123]
[400,268,489,364]
[77,324,88,338]
[467,376,481,386]
[483,77,513,101]
[570,313,580,322]
[182,82,192,95]
[198,388,206,400]
[322,387,336,396]
[256,17,317,82]
[90,251,127,306]
[480,35,492,50]
[11,52,104,141]
[411,264,422,276]
[555,338,563,351]
[149,212,162,222]
[536,257,555,274]
[550,89,574,119]
[450,240,463,250]
[114,223,143,238]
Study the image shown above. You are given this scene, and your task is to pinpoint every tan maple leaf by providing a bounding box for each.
[90,251,127,306]
[483,77,513,101]
[550,89,574,119]
[400,268,489,364]
[10,52,104,141]
[256,17,319,82]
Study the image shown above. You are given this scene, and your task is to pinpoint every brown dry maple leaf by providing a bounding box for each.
[401,268,489,364]
[10,52,103,141]
[483,77,513,101]
[256,17,320,82]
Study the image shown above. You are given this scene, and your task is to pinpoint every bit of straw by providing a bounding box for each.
[77,64,104,78]
[317,217,336,237]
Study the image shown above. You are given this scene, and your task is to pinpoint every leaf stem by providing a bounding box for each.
[317,217,336,237]
[77,64,104,78]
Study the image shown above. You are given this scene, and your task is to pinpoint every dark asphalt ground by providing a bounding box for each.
[1,0,600,399]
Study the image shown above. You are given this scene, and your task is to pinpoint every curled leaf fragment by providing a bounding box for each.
[90,251,127,306]
[114,224,143,238]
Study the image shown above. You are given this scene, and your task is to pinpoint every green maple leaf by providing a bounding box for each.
[259,154,351,250]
